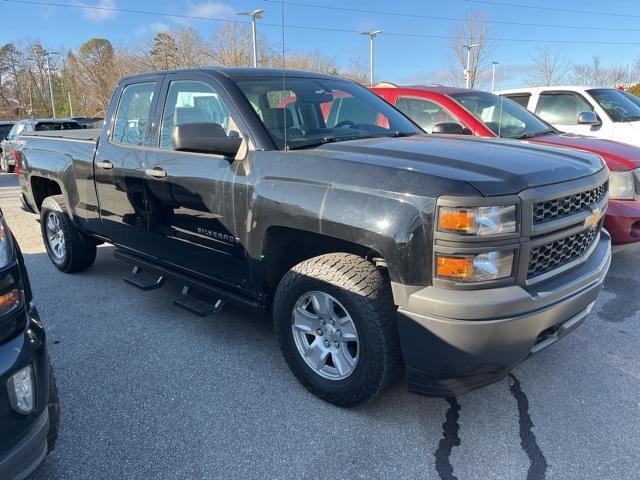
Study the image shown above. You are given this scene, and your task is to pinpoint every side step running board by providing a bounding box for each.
[114,249,267,316]
[123,266,165,291]
[173,286,224,317]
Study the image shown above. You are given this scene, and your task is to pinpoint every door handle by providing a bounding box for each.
[145,167,167,178]
[96,160,113,170]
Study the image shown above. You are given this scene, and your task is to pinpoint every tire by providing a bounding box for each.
[40,195,96,273]
[46,359,60,453]
[1,156,13,173]
[273,253,403,407]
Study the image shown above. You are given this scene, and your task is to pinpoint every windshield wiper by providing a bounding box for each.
[516,129,555,139]
[287,131,417,150]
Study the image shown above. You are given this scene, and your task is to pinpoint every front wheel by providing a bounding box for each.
[273,253,403,407]
[40,195,97,273]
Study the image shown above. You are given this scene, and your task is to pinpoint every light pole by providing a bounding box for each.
[237,9,265,67]
[491,61,499,92]
[360,30,383,84]
[44,51,59,118]
[462,43,480,89]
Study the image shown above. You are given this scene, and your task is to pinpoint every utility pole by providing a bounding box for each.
[491,61,499,92]
[236,9,265,67]
[462,43,480,89]
[68,91,74,117]
[43,51,59,118]
[360,30,383,84]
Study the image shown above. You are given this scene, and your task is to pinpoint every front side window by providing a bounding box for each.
[112,82,156,146]
[588,88,640,123]
[535,92,594,125]
[451,91,552,139]
[395,97,457,133]
[160,80,236,149]
[234,77,420,150]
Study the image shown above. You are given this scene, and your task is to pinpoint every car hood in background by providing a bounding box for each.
[312,134,604,196]
[529,132,640,171]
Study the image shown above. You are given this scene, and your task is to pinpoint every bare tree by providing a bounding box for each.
[341,57,369,84]
[447,11,494,88]
[525,45,569,86]
[571,56,631,87]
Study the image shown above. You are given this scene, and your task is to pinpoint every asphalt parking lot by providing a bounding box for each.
[1,174,638,480]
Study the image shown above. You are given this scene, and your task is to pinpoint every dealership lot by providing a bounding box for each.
[0,175,636,480]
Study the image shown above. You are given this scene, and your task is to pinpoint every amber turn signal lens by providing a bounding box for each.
[436,255,474,280]
[437,208,476,233]
[0,289,20,312]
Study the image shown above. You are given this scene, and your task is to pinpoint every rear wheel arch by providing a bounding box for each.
[30,176,63,211]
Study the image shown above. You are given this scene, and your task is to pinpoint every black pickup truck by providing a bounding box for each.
[16,68,611,406]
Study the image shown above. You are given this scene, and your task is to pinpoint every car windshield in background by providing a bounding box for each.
[35,122,82,131]
[0,124,13,138]
[588,88,640,122]
[450,91,553,139]
[234,77,421,149]
[621,90,640,109]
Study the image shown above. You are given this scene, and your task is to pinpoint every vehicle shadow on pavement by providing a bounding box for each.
[21,244,640,480]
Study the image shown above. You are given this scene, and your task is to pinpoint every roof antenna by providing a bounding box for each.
[281,0,287,150]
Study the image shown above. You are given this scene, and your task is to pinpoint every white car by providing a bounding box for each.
[496,86,640,147]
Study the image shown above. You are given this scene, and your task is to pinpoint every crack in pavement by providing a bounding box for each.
[434,397,461,480]
[509,373,548,480]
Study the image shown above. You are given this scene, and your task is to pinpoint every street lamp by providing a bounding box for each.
[44,51,60,118]
[462,43,480,89]
[360,30,383,84]
[237,9,265,67]
[491,61,499,92]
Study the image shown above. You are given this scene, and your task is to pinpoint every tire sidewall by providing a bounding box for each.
[274,275,384,399]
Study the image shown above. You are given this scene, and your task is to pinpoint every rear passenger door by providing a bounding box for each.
[95,78,162,253]
[142,72,250,288]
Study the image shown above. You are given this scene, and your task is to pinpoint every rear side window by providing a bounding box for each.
[395,97,457,133]
[112,82,156,146]
[160,80,234,149]
[535,93,594,125]
[503,93,530,108]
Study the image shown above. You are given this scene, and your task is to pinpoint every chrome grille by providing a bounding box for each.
[528,228,599,278]
[533,182,607,224]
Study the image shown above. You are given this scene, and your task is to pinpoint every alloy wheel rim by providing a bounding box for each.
[45,212,65,260]
[291,291,359,380]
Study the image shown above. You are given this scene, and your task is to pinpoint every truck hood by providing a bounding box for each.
[310,134,604,196]
[528,132,640,171]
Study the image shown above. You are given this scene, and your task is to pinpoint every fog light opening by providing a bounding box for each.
[7,365,34,415]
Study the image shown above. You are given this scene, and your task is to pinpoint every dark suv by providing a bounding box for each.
[0,210,59,479]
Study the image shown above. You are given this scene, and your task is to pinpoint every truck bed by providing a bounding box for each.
[21,128,101,142]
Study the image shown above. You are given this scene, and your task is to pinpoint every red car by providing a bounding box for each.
[370,83,640,244]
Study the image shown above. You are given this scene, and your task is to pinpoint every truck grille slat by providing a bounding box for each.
[528,228,599,277]
[533,182,607,224]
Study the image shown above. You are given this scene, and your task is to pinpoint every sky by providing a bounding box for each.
[1,0,639,88]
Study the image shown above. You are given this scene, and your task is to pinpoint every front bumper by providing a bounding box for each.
[604,199,640,244]
[395,231,611,397]
[0,409,49,480]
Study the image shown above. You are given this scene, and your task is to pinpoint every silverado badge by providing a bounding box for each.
[584,207,604,230]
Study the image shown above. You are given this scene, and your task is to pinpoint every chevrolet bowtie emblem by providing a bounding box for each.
[584,207,604,230]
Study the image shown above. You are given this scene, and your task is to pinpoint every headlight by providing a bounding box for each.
[436,250,514,282]
[437,205,516,235]
[609,171,635,200]
[7,365,34,414]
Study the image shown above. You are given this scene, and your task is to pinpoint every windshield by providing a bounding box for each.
[587,88,640,123]
[35,121,82,131]
[621,91,640,109]
[234,77,421,149]
[450,91,552,139]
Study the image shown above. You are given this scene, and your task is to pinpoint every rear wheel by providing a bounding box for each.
[273,253,403,407]
[40,195,97,273]
[0,156,14,173]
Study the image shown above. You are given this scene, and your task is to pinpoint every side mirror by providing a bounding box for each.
[432,122,468,135]
[172,122,242,157]
[577,111,601,126]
